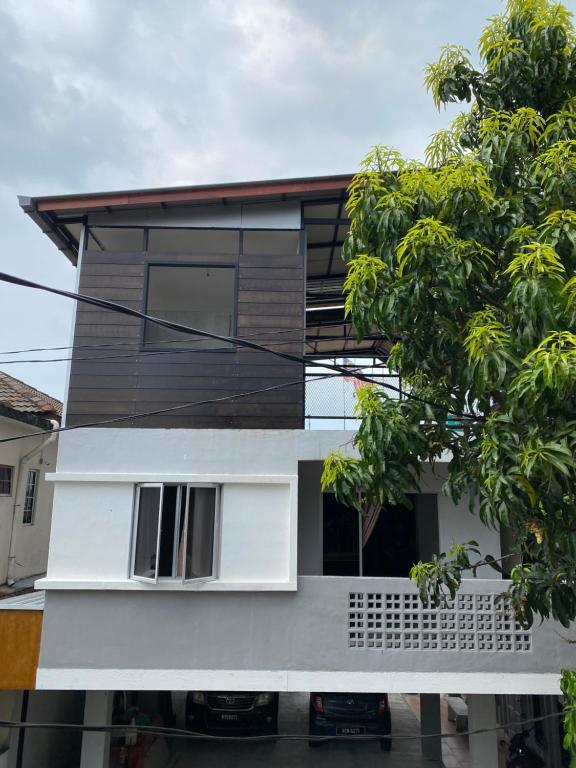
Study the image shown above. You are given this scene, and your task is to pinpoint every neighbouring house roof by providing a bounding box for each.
[18,173,353,265]
[0,371,61,430]
[0,590,45,611]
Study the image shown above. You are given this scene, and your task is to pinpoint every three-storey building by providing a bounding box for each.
[19,176,572,767]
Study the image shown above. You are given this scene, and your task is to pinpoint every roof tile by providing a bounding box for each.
[0,371,61,421]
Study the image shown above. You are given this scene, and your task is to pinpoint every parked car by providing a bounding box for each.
[185,691,279,735]
[309,692,392,750]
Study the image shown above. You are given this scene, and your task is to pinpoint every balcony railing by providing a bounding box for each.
[304,360,401,429]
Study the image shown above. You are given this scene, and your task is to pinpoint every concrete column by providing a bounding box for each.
[80,691,113,768]
[468,694,499,768]
[420,693,442,761]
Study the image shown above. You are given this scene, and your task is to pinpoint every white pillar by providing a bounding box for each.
[420,693,442,761]
[80,691,113,768]
[468,694,499,768]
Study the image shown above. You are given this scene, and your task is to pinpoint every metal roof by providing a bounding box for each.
[19,174,353,265]
[0,590,45,611]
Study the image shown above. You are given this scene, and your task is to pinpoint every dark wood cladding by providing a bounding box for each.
[67,238,305,429]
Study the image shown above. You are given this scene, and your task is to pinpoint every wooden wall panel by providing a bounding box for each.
[67,238,305,429]
[0,611,42,689]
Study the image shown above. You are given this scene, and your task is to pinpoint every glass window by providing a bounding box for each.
[133,486,162,581]
[87,227,144,251]
[185,487,217,580]
[22,469,38,524]
[131,483,219,583]
[243,230,300,255]
[143,264,235,349]
[0,466,13,496]
[147,228,239,255]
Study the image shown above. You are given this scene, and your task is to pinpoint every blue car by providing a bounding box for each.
[309,692,392,750]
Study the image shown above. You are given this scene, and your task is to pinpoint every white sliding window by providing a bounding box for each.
[131,483,220,584]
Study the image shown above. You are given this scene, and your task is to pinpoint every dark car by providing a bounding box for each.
[185,691,279,735]
[309,692,392,750]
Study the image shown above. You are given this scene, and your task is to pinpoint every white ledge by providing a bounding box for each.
[45,473,297,484]
[36,668,562,695]
[34,578,297,592]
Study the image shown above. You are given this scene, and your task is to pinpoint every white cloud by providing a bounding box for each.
[0,0,575,398]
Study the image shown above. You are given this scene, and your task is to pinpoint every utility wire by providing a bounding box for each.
[0,375,333,445]
[0,339,393,366]
[0,271,478,420]
[0,322,383,356]
[0,709,562,743]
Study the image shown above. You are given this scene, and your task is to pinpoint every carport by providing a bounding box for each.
[164,693,470,768]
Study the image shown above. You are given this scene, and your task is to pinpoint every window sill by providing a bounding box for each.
[34,577,297,592]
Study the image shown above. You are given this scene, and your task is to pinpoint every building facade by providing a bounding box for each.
[19,176,573,767]
[0,373,60,587]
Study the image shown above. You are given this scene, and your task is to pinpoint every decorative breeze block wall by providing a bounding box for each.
[348,592,532,652]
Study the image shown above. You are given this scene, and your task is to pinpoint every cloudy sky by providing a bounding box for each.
[1,0,575,401]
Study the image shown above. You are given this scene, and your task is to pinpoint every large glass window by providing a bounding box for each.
[131,483,219,583]
[143,264,235,349]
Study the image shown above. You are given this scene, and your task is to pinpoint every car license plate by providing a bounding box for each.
[220,713,239,721]
[337,727,365,735]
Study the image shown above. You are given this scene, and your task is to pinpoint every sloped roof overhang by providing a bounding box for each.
[19,174,353,265]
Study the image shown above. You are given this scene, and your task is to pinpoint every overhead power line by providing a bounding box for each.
[0,375,332,445]
[0,271,479,420]
[0,320,377,356]
[0,709,562,742]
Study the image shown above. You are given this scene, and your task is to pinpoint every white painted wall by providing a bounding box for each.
[437,494,501,566]
[219,483,291,583]
[0,415,58,585]
[44,478,294,588]
[42,428,501,591]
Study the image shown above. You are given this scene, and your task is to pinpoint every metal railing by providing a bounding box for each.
[304,359,401,430]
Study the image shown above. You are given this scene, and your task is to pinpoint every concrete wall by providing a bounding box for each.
[44,479,295,589]
[40,428,501,590]
[0,416,58,585]
[37,577,571,695]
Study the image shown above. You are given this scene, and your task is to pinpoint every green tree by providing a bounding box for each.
[323,0,576,753]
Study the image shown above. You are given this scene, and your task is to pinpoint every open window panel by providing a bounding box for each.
[131,483,220,584]
[322,492,417,578]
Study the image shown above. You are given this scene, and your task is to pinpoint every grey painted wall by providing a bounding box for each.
[39,578,573,677]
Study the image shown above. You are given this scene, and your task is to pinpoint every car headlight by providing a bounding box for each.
[191,692,205,705]
[255,693,273,707]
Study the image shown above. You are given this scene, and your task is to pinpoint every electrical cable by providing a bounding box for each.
[0,271,478,420]
[0,337,392,366]
[0,321,381,356]
[0,709,562,743]
[0,374,335,445]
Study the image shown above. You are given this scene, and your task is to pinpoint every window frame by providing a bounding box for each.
[131,483,164,583]
[0,465,13,497]
[130,482,221,585]
[22,469,39,525]
[140,261,238,352]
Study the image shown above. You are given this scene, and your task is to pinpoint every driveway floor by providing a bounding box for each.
[167,693,454,768]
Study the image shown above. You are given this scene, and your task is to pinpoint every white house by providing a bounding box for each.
[0,372,60,587]
[17,176,571,768]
